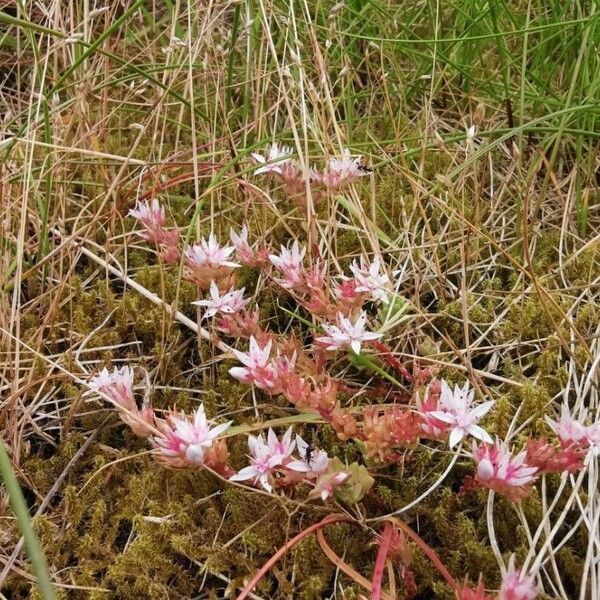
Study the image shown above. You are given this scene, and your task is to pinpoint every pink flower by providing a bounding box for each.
[192,281,248,319]
[129,199,180,253]
[498,555,538,600]
[228,336,280,391]
[316,311,382,355]
[286,435,330,478]
[129,199,166,238]
[311,471,348,501]
[88,366,134,409]
[184,235,239,270]
[472,440,538,501]
[154,404,232,468]
[349,256,391,304]
[184,234,239,288]
[546,404,590,447]
[251,143,293,176]
[416,381,449,439]
[229,225,254,264]
[426,380,494,448]
[87,366,155,437]
[269,241,306,289]
[229,427,295,492]
[314,148,370,189]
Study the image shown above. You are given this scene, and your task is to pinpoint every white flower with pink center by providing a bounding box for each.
[228,336,280,391]
[129,199,166,232]
[473,440,538,500]
[229,427,295,492]
[154,404,232,467]
[349,256,391,304]
[545,404,589,447]
[230,225,269,267]
[229,225,254,264]
[251,143,294,176]
[427,380,494,448]
[312,471,349,501]
[498,555,538,600]
[317,148,370,188]
[286,435,330,478]
[88,366,134,409]
[269,241,306,289]
[192,281,248,319]
[316,311,382,355]
[184,234,239,270]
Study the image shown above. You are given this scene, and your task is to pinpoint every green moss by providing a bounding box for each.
[8,136,598,600]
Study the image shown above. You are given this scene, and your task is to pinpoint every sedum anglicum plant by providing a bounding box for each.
[82,142,600,600]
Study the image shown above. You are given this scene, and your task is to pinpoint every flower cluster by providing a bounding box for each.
[87,369,233,472]
[230,225,269,268]
[419,380,494,448]
[86,363,358,501]
[471,440,539,501]
[266,241,398,320]
[184,234,239,289]
[154,404,232,471]
[466,401,600,501]
[251,144,370,199]
[87,366,154,437]
[129,199,180,262]
[316,311,382,355]
[226,334,362,439]
[113,144,595,599]
[229,427,348,498]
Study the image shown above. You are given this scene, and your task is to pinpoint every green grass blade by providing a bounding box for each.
[0,441,57,600]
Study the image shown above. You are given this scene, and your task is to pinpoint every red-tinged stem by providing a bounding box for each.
[369,340,413,382]
[390,518,459,593]
[236,515,351,600]
[137,169,211,201]
[372,521,395,600]
[316,529,395,600]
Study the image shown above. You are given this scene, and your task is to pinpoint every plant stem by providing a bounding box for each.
[371,521,395,600]
[390,517,458,593]
[236,515,351,600]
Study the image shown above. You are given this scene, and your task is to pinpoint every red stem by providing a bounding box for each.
[236,515,351,600]
[390,518,458,592]
[369,340,413,382]
[371,521,395,600]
